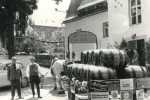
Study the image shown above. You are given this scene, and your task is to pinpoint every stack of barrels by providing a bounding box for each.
[64,64,117,81]
[81,49,128,68]
[64,49,149,81]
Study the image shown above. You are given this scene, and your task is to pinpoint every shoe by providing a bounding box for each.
[50,87,57,93]
[11,97,14,100]
[19,97,24,99]
[38,96,42,98]
[52,86,57,91]
[57,90,65,94]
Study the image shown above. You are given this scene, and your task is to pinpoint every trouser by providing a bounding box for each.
[53,75,57,89]
[55,75,63,90]
[30,76,41,97]
[11,79,21,98]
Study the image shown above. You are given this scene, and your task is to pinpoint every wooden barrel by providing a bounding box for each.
[88,65,116,80]
[111,49,120,68]
[81,51,88,64]
[95,50,101,65]
[67,64,73,78]
[87,50,92,64]
[81,52,84,64]
[141,66,149,77]
[82,65,90,80]
[124,65,148,78]
[91,51,96,65]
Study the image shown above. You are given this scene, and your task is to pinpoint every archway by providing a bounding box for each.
[68,30,97,61]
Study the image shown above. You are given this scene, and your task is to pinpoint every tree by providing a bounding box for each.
[0,0,37,58]
[120,39,127,49]
[22,37,46,54]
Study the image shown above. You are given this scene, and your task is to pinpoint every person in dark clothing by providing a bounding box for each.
[7,56,23,100]
[26,57,43,98]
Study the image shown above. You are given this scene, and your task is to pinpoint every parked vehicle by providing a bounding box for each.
[0,62,29,88]
[34,54,53,68]
[16,52,28,55]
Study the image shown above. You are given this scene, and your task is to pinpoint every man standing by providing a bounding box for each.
[7,56,23,100]
[26,57,42,98]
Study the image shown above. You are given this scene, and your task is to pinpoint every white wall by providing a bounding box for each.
[126,0,150,38]
[108,0,129,44]
[70,43,97,61]
[64,12,109,50]
[64,0,150,60]
[108,0,150,42]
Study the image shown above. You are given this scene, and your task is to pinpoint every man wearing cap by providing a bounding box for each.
[7,56,23,100]
[26,57,43,98]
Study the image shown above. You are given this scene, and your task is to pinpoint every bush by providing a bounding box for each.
[0,48,8,55]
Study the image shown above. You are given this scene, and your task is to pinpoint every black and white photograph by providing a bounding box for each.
[1,0,150,100]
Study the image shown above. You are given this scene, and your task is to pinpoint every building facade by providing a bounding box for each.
[64,0,109,60]
[64,0,150,61]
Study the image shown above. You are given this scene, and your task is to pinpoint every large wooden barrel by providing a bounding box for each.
[88,65,117,80]
[81,52,84,64]
[82,49,129,69]
[81,51,88,64]
[124,65,148,78]
[66,64,73,78]
[89,65,97,80]
[91,51,96,65]
[67,64,117,80]
[73,64,78,78]
[87,50,92,64]
[82,65,90,80]
[141,66,149,77]
[95,50,101,65]
[97,66,109,80]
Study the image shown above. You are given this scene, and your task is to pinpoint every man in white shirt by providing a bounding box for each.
[26,57,43,98]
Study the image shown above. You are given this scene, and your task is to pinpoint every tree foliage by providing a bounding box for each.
[120,39,127,49]
[0,0,38,58]
[22,37,46,54]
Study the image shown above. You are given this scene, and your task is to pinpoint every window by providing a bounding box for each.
[103,22,109,38]
[130,0,142,25]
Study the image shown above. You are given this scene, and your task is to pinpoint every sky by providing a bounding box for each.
[30,0,71,27]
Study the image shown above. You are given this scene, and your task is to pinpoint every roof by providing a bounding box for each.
[78,0,105,10]
[66,0,81,18]
[65,0,107,22]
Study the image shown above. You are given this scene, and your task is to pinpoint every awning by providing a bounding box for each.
[77,0,105,10]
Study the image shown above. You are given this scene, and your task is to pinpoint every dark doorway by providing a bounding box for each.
[128,39,145,66]
[137,39,145,66]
